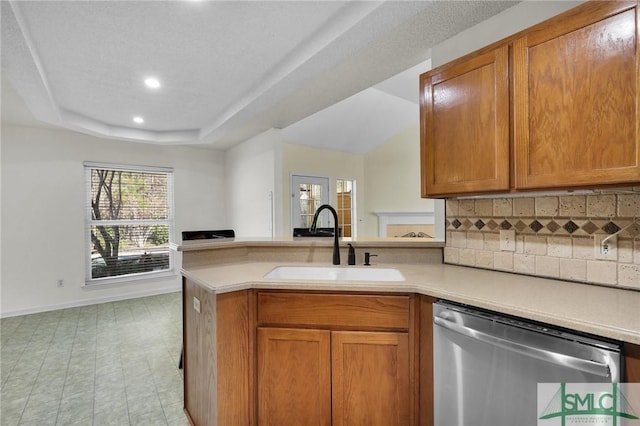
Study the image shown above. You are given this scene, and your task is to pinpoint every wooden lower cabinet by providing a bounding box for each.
[183,278,216,426]
[418,295,436,426]
[184,284,638,426]
[257,327,332,426]
[257,327,410,426]
[256,290,421,426]
[332,331,409,426]
[626,342,640,383]
[183,280,253,426]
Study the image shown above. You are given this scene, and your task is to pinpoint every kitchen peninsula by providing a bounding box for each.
[175,238,640,426]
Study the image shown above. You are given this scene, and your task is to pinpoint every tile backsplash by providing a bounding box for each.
[444,190,640,290]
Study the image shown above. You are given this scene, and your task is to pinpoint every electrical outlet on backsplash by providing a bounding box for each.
[443,190,640,290]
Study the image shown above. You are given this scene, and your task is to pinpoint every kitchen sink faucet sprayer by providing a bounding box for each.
[310,204,340,265]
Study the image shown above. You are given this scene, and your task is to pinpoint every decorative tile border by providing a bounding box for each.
[445,217,640,237]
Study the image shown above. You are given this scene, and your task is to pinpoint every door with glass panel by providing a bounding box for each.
[291,175,330,232]
[336,179,354,238]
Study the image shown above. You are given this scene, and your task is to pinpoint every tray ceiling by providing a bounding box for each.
[1,1,518,148]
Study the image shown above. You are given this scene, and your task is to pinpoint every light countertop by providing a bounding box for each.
[182,260,640,345]
[172,237,445,252]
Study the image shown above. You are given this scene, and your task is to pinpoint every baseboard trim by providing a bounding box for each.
[0,284,181,318]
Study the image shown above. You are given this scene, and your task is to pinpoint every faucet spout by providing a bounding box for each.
[310,204,340,265]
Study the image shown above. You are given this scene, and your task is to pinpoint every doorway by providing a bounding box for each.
[336,179,355,238]
[290,175,330,232]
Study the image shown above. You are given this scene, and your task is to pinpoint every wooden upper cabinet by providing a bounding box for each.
[420,1,640,197]
[513,1,640,189]
[420,44,510,197]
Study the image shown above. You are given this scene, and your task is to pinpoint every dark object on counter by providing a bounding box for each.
[182,229,235,241]
[293,227,341,237]
[310,204,340,265]
[348,244,356,265]
[364,252,377,266]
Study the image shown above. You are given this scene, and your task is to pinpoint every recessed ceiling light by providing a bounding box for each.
[133,116,144,124]
[144,77,160,89]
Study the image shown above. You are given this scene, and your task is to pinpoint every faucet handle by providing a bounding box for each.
[348,244,356,265]
[364,252,377,266]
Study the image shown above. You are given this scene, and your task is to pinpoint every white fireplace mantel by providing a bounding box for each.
[374,206,445,241]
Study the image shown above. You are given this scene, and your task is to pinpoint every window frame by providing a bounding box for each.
[84,161,175,285]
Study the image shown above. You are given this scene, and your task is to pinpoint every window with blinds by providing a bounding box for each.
[85,162,174,283]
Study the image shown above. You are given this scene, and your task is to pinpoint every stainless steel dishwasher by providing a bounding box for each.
[433,301,622,426]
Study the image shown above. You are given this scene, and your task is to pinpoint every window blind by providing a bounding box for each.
[85,163,174,283]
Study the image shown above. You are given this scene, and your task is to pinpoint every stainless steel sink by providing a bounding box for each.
[264,266,405,282]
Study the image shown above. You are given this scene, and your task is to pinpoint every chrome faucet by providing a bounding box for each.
[310,204,340,265]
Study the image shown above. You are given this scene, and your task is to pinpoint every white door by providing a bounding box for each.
[291,175,330,232]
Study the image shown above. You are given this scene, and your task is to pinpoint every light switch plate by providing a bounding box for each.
[193,296,201,313]
[500,229,516,251]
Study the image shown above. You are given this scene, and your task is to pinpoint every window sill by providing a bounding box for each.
[83,269,177,288]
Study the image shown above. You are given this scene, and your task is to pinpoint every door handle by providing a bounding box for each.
[434,316,612,378]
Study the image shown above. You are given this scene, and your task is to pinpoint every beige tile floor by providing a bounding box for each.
[0,292,189,426]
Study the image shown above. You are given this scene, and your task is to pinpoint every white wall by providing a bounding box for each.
[1,125,226,316]
[225,129,279,238]
[362,124,435,237]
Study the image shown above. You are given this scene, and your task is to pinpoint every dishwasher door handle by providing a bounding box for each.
[434,316,612,378]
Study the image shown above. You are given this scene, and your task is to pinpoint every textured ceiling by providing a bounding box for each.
[1,1,519,149]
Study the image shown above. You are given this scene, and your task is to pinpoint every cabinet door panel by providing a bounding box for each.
[332,331,410,426]
[183,279,216,426]
[257,327,331,426]
[217,291,252,425]
[421,45,510,197]
[514,2,640,189]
